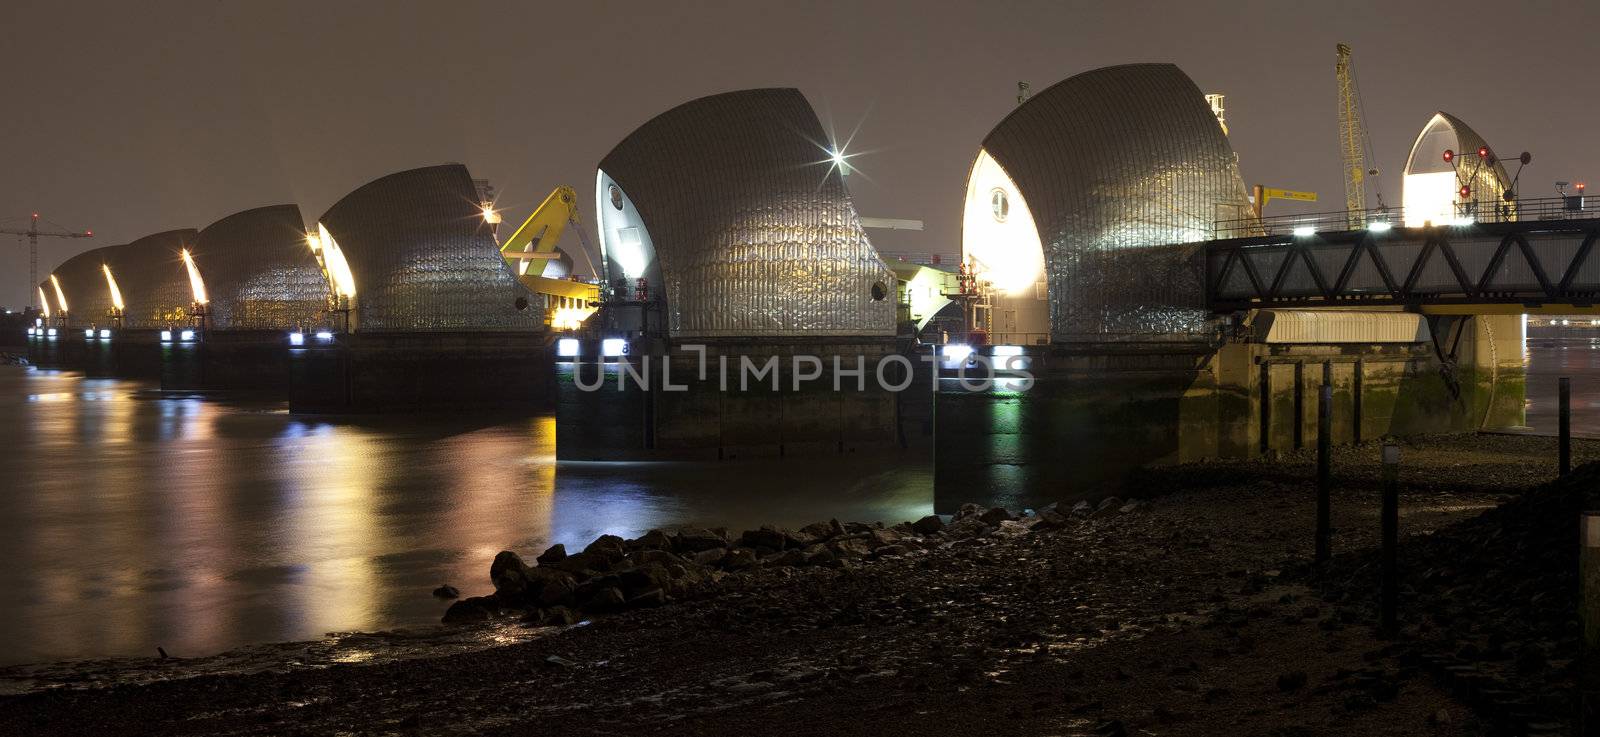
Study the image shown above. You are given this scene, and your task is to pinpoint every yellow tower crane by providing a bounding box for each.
[1335,43,1384,228]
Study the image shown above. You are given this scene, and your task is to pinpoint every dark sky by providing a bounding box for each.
[4,0,1596,308]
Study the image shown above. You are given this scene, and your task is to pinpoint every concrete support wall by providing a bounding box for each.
[934,313,1527,510]
[289,332,554,414]
[556,340,907,461]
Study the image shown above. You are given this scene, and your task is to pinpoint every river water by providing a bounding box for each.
[0,368,931,666]
[2,337,1596,667]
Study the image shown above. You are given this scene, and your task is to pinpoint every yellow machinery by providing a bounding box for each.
[498,186,600,331]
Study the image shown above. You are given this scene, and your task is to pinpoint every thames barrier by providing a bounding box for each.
[6,8,1600,734]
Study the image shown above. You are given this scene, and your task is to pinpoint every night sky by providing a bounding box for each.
[3,0,1596,309]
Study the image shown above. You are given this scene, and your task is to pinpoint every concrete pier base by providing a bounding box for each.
[288,331,553,414]
[934,313,1526,510]
[556,339,910,461]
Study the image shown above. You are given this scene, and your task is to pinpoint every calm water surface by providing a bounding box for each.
[5,339,1595,666]
[0,368,930,666]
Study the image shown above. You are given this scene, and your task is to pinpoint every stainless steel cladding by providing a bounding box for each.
[978,64,1252,341]
[193,205,328,331]
[597,88,895,339]
[46,245,126,326]
[317,164,539,332]
[108,230,202,329]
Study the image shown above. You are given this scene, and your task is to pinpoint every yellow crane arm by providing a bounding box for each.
[499,185,579,277]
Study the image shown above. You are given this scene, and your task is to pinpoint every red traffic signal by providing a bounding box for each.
[1442,150,1454,163]
[1477,146,1490,158]
[1460,185,1472,199]
[1580,183,1589,192]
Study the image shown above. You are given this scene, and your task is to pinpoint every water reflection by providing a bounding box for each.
[1523,333,1600,436]
[0,369,930,665]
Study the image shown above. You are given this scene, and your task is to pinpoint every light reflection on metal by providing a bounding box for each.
[180,248,208,306]
[102,264,125,312]
[110,230,202,329]
[597,88,895,338]
[971,64,1253,341]
[49,275,68,313]
[37,287,49,319]
[318,164,536,332]
[47,245,127,327]
[190,205,328,331]
[315,224,357,299]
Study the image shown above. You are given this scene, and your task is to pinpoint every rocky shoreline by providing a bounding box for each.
[438,499,1119,630]
[0,433,1591,736]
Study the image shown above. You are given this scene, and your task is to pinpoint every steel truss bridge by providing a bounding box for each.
[1206,199,1600,315]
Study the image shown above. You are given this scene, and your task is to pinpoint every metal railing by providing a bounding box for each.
[1215,195,1599,239]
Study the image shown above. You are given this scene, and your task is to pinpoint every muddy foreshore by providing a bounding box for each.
[0,433,1588,736]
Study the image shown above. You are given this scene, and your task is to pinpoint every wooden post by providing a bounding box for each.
[1316,384,1332,564]
[1581,511,1600,735]
[1380,442,1400,635]
[1562,377,1573,477]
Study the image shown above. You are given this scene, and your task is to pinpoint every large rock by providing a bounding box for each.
[584,534,627,558]
[801,543,836,566]
[722,548,758,570]
[631,549,687,568]
[530,568,578,607]
[740,526,789,551]
[674,528,727,553]
[490,551,535,597]
[868,528,906,547]
[441,595,500,624]
[692,547,728,566]
[535,544,567,565]
[1032,508,1069,531]
[580,586,627,614]
[830,538,873,558]
[911,515,945,535]
[799,520,844,540]
[978,507,1014,525]
[630,529,673,551]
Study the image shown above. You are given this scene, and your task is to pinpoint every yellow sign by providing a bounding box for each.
[1263,188,1318,203]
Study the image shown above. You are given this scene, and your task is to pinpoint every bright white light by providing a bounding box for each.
[84,329,94,338]
[941,343,974,367]
[160,330,173,342]
[98,329,110,339]
[46,328,57,338]
[38,288,50,318]
[557,338,580,357]
[1403,170,1458,227]
[1447,216,1476,227]
[1292,225,1316,237]
[179,329,195,342]
[315,331,334,341]
[481,204,502,224]
[991,345,1023,357]
[289,331,305,346]
[1368,221,1393,232]
[26,327,34,336]
[602,338,625,357]
[962,149,1045,296]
